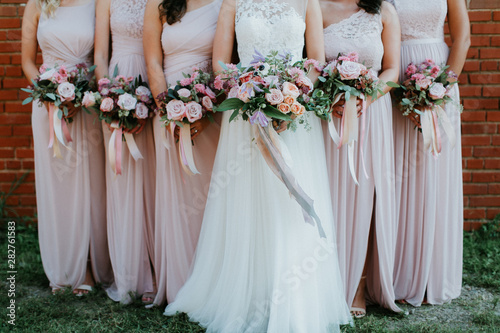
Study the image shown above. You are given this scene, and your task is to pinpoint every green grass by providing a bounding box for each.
[1,217,500,332]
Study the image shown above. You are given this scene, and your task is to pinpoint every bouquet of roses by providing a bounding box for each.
[215,50,313,131]
[84,69,155,175]
[21,63,96,157]
[393,59,459,157]
[214,51,326,238]
[156,66,218,175]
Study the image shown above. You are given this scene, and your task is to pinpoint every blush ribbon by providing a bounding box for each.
[48,103,73,158]
[419,106,455,158]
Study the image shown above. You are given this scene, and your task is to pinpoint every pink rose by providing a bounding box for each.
[82,91,96,107]
[405,63,417,77]
[98,78,110,88]
[194,84,206,95]
[177,88,191,99]
[100,87,110,96]
[202,96,213,111]
[39,64,48,74]
[214,75,224,90]
[347,52,359,62]
[277,103,291,114]
[265,89,284,105]
[135,86,151,98]
[282,82,300,98]
[228,85,239,99]
[180,77,192,86]
[166,99,186,121]
[117,93,137,110]
[57,82,75,102]
[205,86,216,100]
[416,77,432,90]
[135,102,149,119]
[296,76,313,93]
[185,101,203,123]
[428,83,446,100]
[337,61,364,80]
[290,102,305,116]
[100,97,114,112]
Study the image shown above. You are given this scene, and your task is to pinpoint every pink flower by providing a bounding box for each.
[296,76,313,93]
[405,63,417,77]
[82,91,96,107]
[347,52,359,62]
[185,101,203,123]
[135,86,151,98]
[177,88,191,99]
[57,82,75,102]
[53,73,67,84]
[205,87,216,100]
[263,75,279,87]
[39,64,47,73]
[239,72,254,83]
[202,96,213,111]
[304,59,324,72]
[416,77,432,90]
[135,102,149,119]
[98,78,110,88]
[228,85,239,99]
[100,97,114,112]
[277,103,291,114]
[282,82,300,98]
[58,65,68,77]
[337,61,364,80]
[117,93,137,110]
[180,77,192,86]
[100,87,110,96]
[430,66,441,78]
[194,84,206,95]
[428,82,446,99]
[166,100,186,121]
[265,89,284,105]
[214,75,224,90]
[290,102,305,116]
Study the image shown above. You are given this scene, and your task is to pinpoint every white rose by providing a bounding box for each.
[265,89,284,105]
[166,100,186,121]
[117,93,137,110]
[135,86,151,97]
[82,91,96,107]
[57,82,76,102]
[177,88,191,99]
[135,102,149,119]
[428,82,446,100]
[185,101,203,123]
[202,96,213,111]
[337,61,364,80]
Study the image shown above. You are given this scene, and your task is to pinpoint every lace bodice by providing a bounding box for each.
[386,0,447,41]
[235,0,306,66]
[324,10,384,72]
[110,0,148,40]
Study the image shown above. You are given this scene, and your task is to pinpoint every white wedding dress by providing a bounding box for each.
[164,0,351,331]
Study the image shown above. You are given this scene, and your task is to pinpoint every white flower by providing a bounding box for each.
[429,82,446,100]
[57,82,76,102]
[39,68,57,81]
[135,102,149,119]
[265,89,284,105]
[135,86,151,97]
[337,61,364,80]
[177,88,191,99]
[82,91,96,107]
[166,100,186,121]
[117,93,137,110]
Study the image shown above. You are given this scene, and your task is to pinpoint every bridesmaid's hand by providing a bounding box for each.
[124,119,146,135]
[190,117,210,140]
[61,102,78,119]
[274,120,289,134]
[330,97,363,118]
[408,113,421,128]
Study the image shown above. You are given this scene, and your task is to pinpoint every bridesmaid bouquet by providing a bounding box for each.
[393,59,459,157]
[215,51,327,238]
[309,52,382,184]
[85,71,155,175]
[215,50,312,131]
[21,63,96,157]
[156,67,218,175]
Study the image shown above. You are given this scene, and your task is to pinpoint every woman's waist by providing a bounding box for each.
[163,58,212,85]
[401,37,446,46]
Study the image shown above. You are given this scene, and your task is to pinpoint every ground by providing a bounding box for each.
[0,218,499,332]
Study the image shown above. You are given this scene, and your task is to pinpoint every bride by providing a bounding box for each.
[164,0,352,331]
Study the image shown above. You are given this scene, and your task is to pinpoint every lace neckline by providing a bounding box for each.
[324,9,364,32]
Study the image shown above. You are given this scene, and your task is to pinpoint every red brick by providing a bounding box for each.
[20,195,36,206]
[15,148,34,158]
[0,114,30,124]
[462,98,499,110]
[5,66,22,76]
[0,148,14,158]
[463,60,480,72]
[473,147,500,157]
[470,196,500,207]
[459,86,482,97]
[461,110,486,121]
[0,125,13,136]
[0,31,7,41]
[469,11,492,21]
[487,111,500,121]
[492,36,500,46]
[469,73,500,84]
[12,125,32,136]
[5,102,32,113]
[21,160,34,169]
[0,18,20,28]
[463,171,472,182]
[481,48,500,59]
[0,6,17,16]
[6,160,21,169]
[6,31,21,40]
[462,135,491,146]
[464,196,469,207]
[485,159,500,169]
[486,208,500,220]
[0,54,10,64]
[467,159,485,169]
[481,61,498,71]
[494,11,500,21]
[471,23,500,34]
[464,221,486,231]
[0,137,29,147]
[0,90,18,100]
[483,86,500,97]
[461,123,497,134]
[471,36,491,47]
[464,183,488,194]
[472,172,500,182]
[2,78,29,88]
[489,184,500,194]
[462,147,473,158]
[467,48,479,59]
[464,208,486,220]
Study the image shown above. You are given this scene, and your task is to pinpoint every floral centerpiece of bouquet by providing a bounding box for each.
[393,59,459,157]
[156,66,218,175]
[84,67,155,175]
[214,50,326,238]
[21,63,96,157]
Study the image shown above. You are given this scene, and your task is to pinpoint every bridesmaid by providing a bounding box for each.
[321,0,401,316]
[390,0,470,306]
[21,0,112,295]
[143,0,222,305]
[94,0,156,304]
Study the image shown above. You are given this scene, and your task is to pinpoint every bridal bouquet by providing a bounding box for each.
[156,66,218,175]
[393,59,459,157]
[309,52,382,184]
[215,50,313,131]
[215,51,326,238]
[85,71,155,175]
[21,63,96,157]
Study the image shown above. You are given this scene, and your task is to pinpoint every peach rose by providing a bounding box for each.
[290,102,305,116]
[283,95,295,105]
[277,103,291,114]
[282,82,300,98]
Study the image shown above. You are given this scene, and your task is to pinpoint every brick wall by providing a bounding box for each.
[0,1,499,227]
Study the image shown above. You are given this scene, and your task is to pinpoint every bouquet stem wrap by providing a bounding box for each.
[327,93,368,185]
[420,106,456,158]
[161,122,200,176]
[252,124,326,238]
[48,103,72,158]
[108,120,143,175]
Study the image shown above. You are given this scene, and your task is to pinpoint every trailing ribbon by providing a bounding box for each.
[108,121,144,175]
[178,124,200,176]
[47,103,72,158]
[419,106,455,158]
[253,124,326,238]
[327,93,368,185]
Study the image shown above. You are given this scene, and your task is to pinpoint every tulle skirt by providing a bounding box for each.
[165,112,352,332]
[323,94,400,312]
[32,102,113,289]
[392,40,463,306]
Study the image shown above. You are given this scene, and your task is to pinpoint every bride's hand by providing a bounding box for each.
[273,120,289,133]
[190,117,210,140]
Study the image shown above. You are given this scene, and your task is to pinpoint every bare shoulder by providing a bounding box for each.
[24,0,41,18]
[381,1,398,24]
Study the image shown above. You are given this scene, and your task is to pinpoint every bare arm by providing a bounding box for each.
[21,0,41,82]
[304,0,325,82]
[446,0,470,76]
[94,0,111,80]
[212,0,236,72]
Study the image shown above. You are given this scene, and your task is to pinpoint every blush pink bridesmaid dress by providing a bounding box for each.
[323,8,400,312]
[151,0,222,305]
[103,0,156,304]
[32,0,113,290]
[389,0,463,306]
